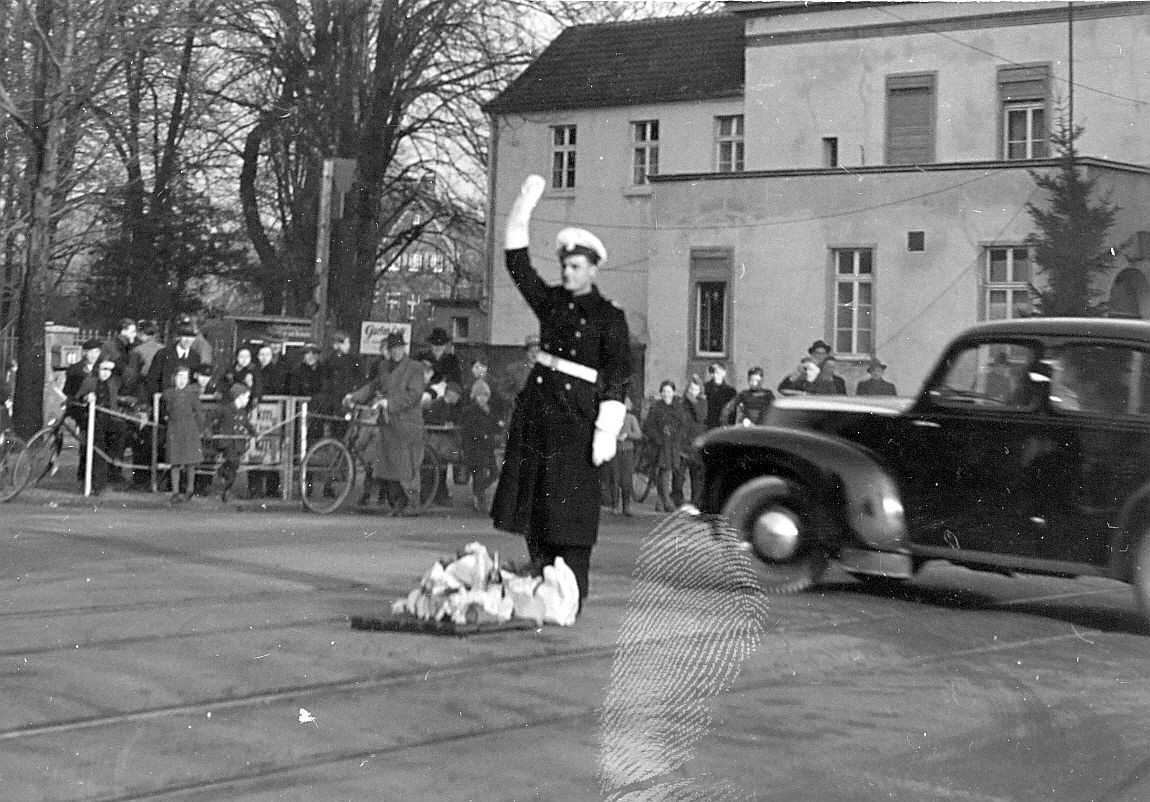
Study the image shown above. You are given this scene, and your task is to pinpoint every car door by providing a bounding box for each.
[1028,341,1150,567]
[891,339,1045,557]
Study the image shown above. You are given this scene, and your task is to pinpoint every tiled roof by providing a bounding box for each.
[485,14,745,114]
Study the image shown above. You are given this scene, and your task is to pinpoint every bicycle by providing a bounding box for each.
[299,404,443,515]
[4,416,80,501]
[631,441,657,503]
[0,427,28,502]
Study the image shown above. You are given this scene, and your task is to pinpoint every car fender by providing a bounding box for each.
[1112,482,1150,581]
[698,426,907,553]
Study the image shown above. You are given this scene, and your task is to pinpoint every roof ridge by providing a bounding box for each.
[562,11,736,32]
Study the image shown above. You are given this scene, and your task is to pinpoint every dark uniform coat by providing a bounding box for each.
[162,384,205,466]
[145,345,202,400]
[347,355,425,482]
[491,248,631,548]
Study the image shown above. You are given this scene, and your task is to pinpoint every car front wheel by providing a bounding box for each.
[1131,529,1150,630]
[721,476,830,595]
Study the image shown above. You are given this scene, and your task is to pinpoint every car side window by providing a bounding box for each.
[929,342,1038,410]
[1048,343,1150,417]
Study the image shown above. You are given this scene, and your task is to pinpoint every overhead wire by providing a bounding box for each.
[875,4,1149,109]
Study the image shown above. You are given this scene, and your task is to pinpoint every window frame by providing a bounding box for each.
[689,248,734,360]
[715,114,745,173]
[831,247,875,357]
[632,120,660,186]
[981,245,1035,321]
[885,72,936,166]
[550,124,577,189]
[998,64,1050,161]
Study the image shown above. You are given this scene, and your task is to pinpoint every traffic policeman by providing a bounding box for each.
[491,175,631,609]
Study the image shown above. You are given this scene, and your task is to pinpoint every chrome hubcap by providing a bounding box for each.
[749,507,802,562]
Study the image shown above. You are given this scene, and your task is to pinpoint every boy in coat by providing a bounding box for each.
[161,365,205,503]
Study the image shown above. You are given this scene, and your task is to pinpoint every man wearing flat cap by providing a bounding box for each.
[344,329,426,516]
[490,175,632,609]
[856,356,898,396]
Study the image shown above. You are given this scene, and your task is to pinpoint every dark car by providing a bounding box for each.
[696,318,1150,624]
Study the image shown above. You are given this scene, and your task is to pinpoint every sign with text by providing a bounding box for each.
[359,322,411,356]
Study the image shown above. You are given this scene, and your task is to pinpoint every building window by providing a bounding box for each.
[690,250,733,359]
[833,248,874,355]
[822,137,839,168]
[983,246,1034,320]
[715,115,744,173]
[632,120,659,185]
[451,316,470,342]
[999,65,1049,160]
[886,73,935,165]
[551,125,576,189]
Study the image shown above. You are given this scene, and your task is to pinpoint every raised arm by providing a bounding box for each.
[504,175,549,315]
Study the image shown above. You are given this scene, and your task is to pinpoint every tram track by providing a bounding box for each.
[25,603,1120,802]
[2,588,1106,747]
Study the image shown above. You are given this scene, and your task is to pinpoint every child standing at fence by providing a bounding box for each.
[458,379,500,513]
[611,395,642,516]
[209,383,255,503]
[162,365,204,503]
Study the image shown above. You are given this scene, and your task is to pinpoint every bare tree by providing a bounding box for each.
[226,0,718,341]
[0,0,176,436]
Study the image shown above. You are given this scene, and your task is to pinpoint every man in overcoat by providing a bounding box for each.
[344,330,426,516]
[490,175,631,606]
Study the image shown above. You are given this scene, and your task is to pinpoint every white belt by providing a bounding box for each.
[534,350,598,384]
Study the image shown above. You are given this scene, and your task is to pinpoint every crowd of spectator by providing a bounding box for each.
[31,315,899,514]
[618,340,898,512]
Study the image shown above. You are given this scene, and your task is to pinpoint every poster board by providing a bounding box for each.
[247,399,284,465]
[360,322,412,356]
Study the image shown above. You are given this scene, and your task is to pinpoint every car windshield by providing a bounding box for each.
[1046,343,1150,417]
[929,342,1037,409]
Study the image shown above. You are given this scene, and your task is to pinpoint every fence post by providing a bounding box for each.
[84,393,95,497]
[151,393,161,492]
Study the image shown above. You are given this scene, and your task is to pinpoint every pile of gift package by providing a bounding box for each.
[391,542,579,627]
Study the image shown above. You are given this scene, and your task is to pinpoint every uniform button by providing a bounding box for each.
[575,331,582,338]
[568,302,575,310]
[564,382,571,391]
[536,376,543,384]
[570,349,577,356]
[580,318,586,324]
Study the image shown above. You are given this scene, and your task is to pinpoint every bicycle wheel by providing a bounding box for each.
[300,438,354,514]
[0,431,27,502]
[13,424,64,494]
[419,447,442,510]
[632,468,654,503]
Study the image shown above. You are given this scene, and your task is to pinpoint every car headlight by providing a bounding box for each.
[882,495,904,518]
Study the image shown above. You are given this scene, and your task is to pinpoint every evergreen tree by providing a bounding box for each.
[80,182,253,328]
[1025,116,1119,317]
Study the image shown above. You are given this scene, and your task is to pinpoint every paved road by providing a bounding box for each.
[4,487,1150,801]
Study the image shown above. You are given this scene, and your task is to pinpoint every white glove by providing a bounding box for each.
[591,399,626,466]
[505,175,546,250]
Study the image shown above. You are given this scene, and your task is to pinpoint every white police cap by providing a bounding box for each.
[556,227,607,264]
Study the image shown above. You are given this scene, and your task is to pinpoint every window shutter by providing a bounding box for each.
[999,65,1048,102]
[887,75,935,165]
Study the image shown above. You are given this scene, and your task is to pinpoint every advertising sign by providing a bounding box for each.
[359,322,411,356]
[248,400,284,465]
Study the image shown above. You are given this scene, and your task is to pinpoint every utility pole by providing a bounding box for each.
[311,158,335,347]
[1068,2,1075,134]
